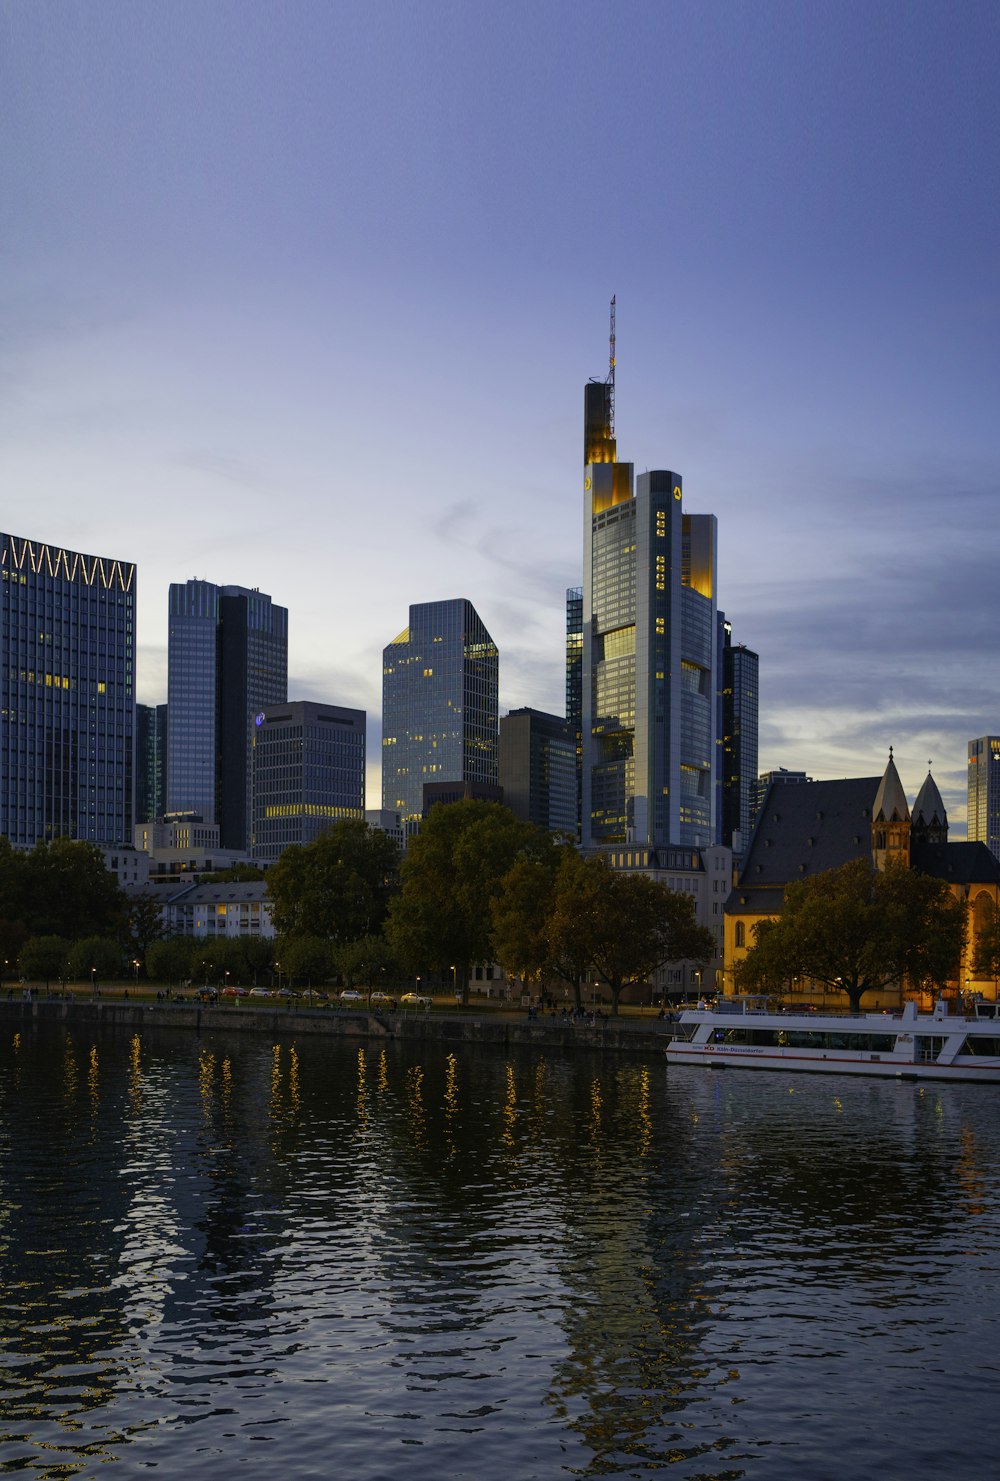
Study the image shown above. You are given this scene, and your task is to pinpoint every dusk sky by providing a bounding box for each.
[3,1,998,827]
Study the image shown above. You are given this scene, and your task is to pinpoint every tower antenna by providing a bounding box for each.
[607,295,616,440]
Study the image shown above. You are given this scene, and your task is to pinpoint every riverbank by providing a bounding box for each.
[0,994,672,1055]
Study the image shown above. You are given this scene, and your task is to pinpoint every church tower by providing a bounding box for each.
[912,767,948,846]
[872,748,911,871]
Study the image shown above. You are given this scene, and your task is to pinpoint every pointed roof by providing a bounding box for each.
[913,769,947,829]
[873,749,910,824]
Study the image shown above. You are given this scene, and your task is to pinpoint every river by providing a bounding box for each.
[1,1022,999,1478]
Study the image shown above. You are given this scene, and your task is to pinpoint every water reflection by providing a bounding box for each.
[2,1031,1000,1478]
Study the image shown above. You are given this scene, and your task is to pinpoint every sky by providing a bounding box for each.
[2,0,999,829]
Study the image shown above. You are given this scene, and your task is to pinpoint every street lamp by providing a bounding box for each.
[451,964,457,999]
[91,966,96,1000]
[133,959,141,989]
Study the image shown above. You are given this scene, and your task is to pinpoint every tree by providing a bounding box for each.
[23,838,125,940]
[277,934,333,992]
[975,900,1000,979]
[387,801,546,1004]
[332,934,401,996]
[127,893,168,959]
[491,846,562,991]
[147,936,198,986]
[545,849,611,1011]
[736,858,966,1012]
[266,820,399,942]
[68,936,125,983]
[17,935,71,988]
[585,865,716,1015]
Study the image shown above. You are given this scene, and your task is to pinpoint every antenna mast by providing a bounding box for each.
[607,294,616,440]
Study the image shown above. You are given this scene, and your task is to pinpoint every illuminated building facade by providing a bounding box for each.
[565,585,583,839]
[382,598,498,834]
[720,621,759,853]
[166,581,287,850]
[968,737,1000,861]
[499,707,577,837]
[0,532,135,846]
[251,701,365,861]
[581,374,718,850]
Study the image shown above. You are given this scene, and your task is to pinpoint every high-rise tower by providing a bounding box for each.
[381,598,498,835]
[581,312,718,850]
[0,532,136,845]
[968,737,1000,860]
[719,619,759,853]
[166,581,287,849]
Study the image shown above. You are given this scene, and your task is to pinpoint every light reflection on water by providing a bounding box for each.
[2,1026,1000,1478]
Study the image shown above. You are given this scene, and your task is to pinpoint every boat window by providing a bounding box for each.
[916,1036,947,1063]
[959,1035,1000,1057]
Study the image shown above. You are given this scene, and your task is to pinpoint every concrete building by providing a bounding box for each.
[499,707,577,836]
[166,581,287,851]
[251,701,366,861]
[581,337,718,850]
[0,532,136,846]
[365,808,406,852]
[160,879,275,941]
[382,598,498,835]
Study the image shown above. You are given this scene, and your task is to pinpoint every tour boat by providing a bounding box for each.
[665,997,1000,1082]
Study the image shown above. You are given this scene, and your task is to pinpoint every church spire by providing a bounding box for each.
[872,747,911,871]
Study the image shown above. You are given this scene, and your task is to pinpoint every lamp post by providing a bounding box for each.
[451,964,457,1000]
[91,966,96,1000]
[133,959,141,990]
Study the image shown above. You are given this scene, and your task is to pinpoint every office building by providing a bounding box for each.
[166,581,287,850]
[720,620,759,853]
[581,333,718,850]
[382,598,499,834]
[499,707,577,836]
[136,702,167,824]
[0,532,135,846]
[251,701,366,861]
[968,738,1000,860]
[752,768,811,831]
[565,585,583,839]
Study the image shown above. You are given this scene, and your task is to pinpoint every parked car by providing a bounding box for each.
[369,991,392,1006]
[339,989,364,1004]
[249,987,271,998]
[400,992,432,1008]
[222,985,249,998]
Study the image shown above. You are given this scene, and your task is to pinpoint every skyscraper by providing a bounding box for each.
[565,585,583,840]
[381,598,498,834]
[720,619,759,852]
[499,708,577,837]
[968,737,1000,860]
[581,330,718,850]
[251,701,366,861]
[0,532,135,845]
[135,702,167,824]
[166,581,287,849]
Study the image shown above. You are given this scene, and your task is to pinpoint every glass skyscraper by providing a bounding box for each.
[381,598,498,834]
[136,702,167,824]
[251,701,366,861]
[167,581,287,849]
[968,737,1000,861]
[719,619,759,852]
[0,532,135,845]
[581,366,719,850]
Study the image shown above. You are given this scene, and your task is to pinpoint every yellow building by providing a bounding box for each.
[724,752,1000,1008]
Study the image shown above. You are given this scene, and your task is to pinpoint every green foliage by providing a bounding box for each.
[491,851,561,987]
[266,820,399,942]
[332,934,400,990]
[736,858,965,1011]
[975,900,1000,978]
[276,934,333,988]
[585,864,716,1014]
[23,838,126,940]
[386,801,547,1004]
[17,935,72,985]
[68,937,125,981]
[147,936,199,985]
[127,893,168,957]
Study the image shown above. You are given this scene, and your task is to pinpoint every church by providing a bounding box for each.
[723,751,1000,1007]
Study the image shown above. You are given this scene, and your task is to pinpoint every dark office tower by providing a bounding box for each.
[135,702,168,824]
[720,620,759,853]
[0,532,135,845]
[566,586,583,839]
[968,738,1000,859]
[500,708,577,837]
[251,701,366,861]
[166,581,287,850]
[581,350,718,849]
[382,598,499,835]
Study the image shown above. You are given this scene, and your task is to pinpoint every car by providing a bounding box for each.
[222,985,249,998]
[369,991,392,1006]
[339,989,364,1004]
[249,987,271,998]
[276,988,295,999]
[399,992,432,1008]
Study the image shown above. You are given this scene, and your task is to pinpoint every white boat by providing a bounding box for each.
[665,997,1000,1082]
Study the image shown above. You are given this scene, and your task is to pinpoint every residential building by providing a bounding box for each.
[382,598,499,835]
[581,343,718,850]
[968,737,1000,860]
[160,880,275,941]
[166,581,287,850]
[499,707,577,836]
[135,702,167,824]
[251,701,366,861]
[0,531,136,846]
[719,620,759,854]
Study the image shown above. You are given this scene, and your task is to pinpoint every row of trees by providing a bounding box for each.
[264,804,717,1014]
[735,858,968,1011]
